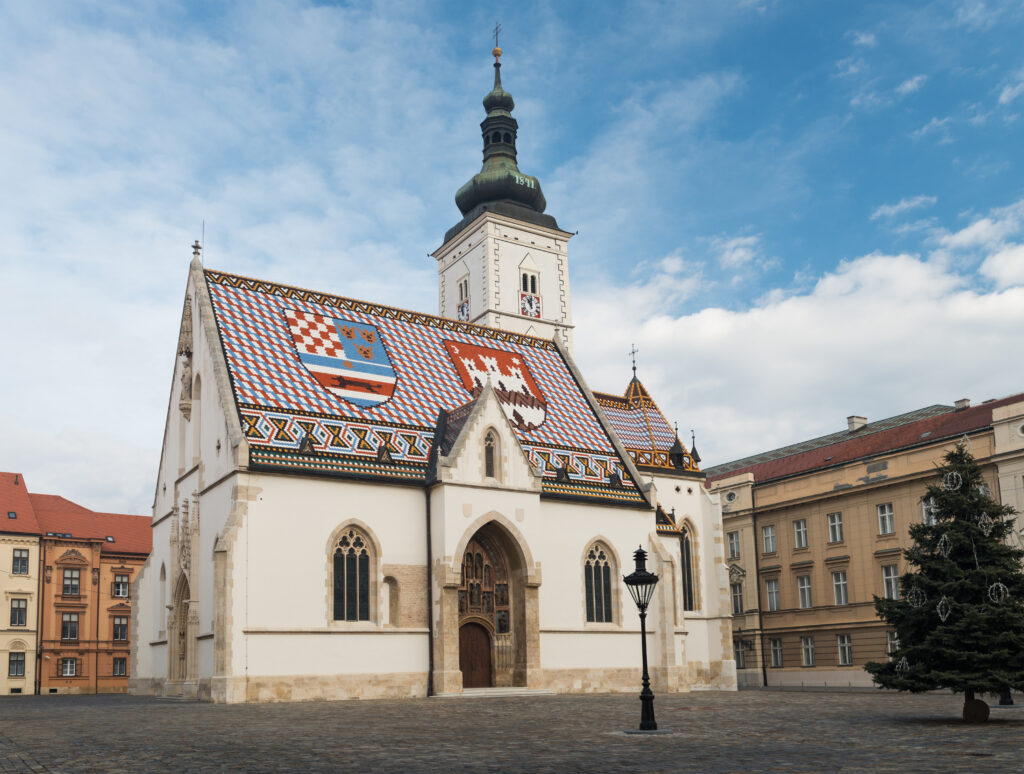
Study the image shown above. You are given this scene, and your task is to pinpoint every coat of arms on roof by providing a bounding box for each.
[284,309,397,408]
[443,340,547,432]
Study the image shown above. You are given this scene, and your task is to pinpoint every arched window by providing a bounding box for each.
[333,528,371,621]
[191,374,202,463]
[484,431,497,478]
[680,527,696,611]
[585,542,614,623]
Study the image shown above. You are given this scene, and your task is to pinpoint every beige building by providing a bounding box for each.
[2,472,41,696]
[707,393,1024,688]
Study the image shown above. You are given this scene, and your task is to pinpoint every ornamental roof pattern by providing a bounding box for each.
[205,270,644,504]
[594,378,700,474]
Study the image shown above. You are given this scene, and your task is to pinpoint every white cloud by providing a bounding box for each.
[836,57,865,78]
[981,244,1024,287]
[999,70,1024,105]
[896,75,927,95]
[936,200,1024,250]
[871,195,937,220]
[910,116,952,142]
[575,248,1024,467]
[852,32,877,47]
[711,235,762,269]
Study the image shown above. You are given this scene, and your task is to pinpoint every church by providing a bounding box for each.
[130,46,737,703]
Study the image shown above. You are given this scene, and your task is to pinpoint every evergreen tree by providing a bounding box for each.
[865,443,1024,719]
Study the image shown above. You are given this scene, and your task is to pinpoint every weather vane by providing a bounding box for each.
[629,343,638,376]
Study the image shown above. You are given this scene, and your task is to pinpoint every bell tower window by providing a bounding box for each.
[457,276,470,322]
[519,270,540,319]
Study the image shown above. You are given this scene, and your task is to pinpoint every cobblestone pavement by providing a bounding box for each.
[1,689,1021,773]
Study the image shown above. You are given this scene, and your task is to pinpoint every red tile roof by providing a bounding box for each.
[31,494,151,555]
[706,393,1024,485]
[0,472,43,535]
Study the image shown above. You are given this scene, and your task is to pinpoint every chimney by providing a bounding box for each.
[954,398,971,411]
[847,415,867,431]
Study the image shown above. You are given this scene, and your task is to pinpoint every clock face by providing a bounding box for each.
[520,293,541,318]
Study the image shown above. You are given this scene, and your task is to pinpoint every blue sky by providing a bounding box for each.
[2,0,1023,512]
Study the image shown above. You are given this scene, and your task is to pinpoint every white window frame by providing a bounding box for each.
[61,658,77,677]
[837,634,853,666]
[882,564,900,600]
[827,512,843,543]
[801,636,815,667]
[769,637,783,668]
[733,639,746,669]
[921,497,937,526]
[797,575,812,609]
[730,583,743,615]
[762,525,776,554]
[793,519,808,549]
[765,578,780,612]
[113,574,130,598]
[113,657,127,677]
[877,503,895,535]
[832,570,848,606]
[727,531,740,559]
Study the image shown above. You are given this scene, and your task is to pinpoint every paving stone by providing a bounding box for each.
[0,690,1021,772]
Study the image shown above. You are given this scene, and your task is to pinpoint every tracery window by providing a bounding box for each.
[680,527,696,611]
[458,535,510,634]
[584,543,614,623]
[484,431,498,479]
[333,529,371,621]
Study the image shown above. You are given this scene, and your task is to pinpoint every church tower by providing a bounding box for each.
[433,45,575,350]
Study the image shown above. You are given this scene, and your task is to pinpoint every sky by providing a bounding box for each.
[1,0,1023,514]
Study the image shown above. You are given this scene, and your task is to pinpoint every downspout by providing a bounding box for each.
[94,543,101,694]
[35,540,44,695]
[752,503,768,688]
[423,410,448,698]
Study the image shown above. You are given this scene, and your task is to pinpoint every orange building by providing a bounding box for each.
[32,493,150,694]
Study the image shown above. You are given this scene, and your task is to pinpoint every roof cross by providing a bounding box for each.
[629,343,638,377]
[493,22,502,48]
[192,240,202,259]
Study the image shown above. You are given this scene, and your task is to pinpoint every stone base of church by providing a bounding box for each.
[531,667,648,694]
[242,671,428,703]
[685,659,736,691]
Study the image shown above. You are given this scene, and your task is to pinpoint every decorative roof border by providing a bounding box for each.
[205,270,557,350]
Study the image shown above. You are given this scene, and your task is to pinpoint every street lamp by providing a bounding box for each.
[623,545,660,731]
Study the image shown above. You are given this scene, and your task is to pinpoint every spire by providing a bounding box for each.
[446,38,559,243]
[690,429,701,464]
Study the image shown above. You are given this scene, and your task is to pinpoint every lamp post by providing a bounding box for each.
[623,545,660,731]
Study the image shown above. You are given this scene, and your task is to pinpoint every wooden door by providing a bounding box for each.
[459,622,492,688]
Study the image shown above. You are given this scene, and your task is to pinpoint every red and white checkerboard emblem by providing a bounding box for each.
[443,339,547,431]
[284,310,396,408]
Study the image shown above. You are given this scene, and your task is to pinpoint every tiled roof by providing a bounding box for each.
[31,494,152,555]
[0,472,43,536]
[705,394,1024,485]
[594,378,700,473]
[205,270,645,505]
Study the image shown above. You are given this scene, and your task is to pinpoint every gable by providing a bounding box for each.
[206,270,646,505]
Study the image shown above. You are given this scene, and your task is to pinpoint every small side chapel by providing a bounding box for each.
[131,47,737,703]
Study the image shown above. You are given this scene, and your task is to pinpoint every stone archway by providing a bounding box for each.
[167,574,198,690]
[438,518,539,693]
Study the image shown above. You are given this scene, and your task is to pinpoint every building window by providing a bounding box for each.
[680,527,696,611]
[769,638,783,668]
[765,579,780,612]
[727,531,740,559]
[61,658,77,677]
[61,613,80,641]
[113,657,127,677]
[801,636,815,667]
[113,574,130,598]
[882,564,900,600]
[797,575,812,609]
[793,519,808,549]
[921,497,937,526]
[877,503,895,535]
[63,568,81,596]
[7,511,15,519]
[887,630,900,659]
[762,525,776,554]
[112,616,128,641]
[584,543,614,623]
[521,271,537,294]
[457,276,470,322]
[10,599,27,627]
[733,639,746,669]
[827,512,843,543]
[730,583,743,615]
[832,570,848,606]
[12,549,29,575]
[8,652,25,678]
[837,634,853,666]
[484,430,498,479]
[333,528,371,621]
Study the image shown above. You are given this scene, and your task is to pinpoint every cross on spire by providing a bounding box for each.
[629,343,638,377]
[192,240,202,260]
[493,21,502,48]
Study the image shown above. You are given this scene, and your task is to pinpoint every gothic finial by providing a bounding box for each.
[191,240,202,260]
[629,343,639,377]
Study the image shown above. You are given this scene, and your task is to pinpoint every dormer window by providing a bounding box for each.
[457,276,470,322]
[7,511,15,519]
